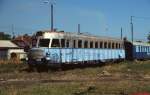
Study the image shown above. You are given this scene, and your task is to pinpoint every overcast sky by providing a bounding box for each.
[0,0,150,41]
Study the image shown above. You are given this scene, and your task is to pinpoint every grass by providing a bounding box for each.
[0,63,27,74]
[0,81,150,95]
[0,60,150,95]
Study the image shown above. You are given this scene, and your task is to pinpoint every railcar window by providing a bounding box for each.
[66,40,69,47]
[95,42,98,48]
[118,44,120,49]
[112,43,115,49]
[90,42,93,48]
[100,42,103,48]
[78,40,82,48]
[73,40,76,48]
[61,39,65,47]
[116,43,118,49]
[32,39,37,47]
[38,39,50,47]
[104,42,107,48]
[121,44,123,48]
[108,43,111,49]
[84,41,88,48]
[51,39,60,47]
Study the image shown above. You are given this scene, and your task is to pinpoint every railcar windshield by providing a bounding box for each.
[51,39,60,47]
[38,39,50,47]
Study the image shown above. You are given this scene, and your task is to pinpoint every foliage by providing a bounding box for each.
[147,32,150,43]
[0,32,11,40]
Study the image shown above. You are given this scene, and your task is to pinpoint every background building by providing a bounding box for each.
[0,40,26,60]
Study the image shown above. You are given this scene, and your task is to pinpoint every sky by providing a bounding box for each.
[0,0,150,41]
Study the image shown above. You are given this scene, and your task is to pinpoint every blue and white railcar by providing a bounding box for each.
[28,31,125,67]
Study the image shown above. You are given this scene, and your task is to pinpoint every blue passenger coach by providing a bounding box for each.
[124,41,150,60]
[133,42,150,59]
[28,31,125,68]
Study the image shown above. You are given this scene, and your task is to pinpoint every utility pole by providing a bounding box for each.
[78,24,80,34]
[131,16,134,43]
[11,24,15,39]
[51,4,54,31]
[43,0,55,32]
[121,27,123,40]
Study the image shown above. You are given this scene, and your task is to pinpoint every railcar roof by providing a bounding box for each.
[133,41,150,46]
[40,31,122,42]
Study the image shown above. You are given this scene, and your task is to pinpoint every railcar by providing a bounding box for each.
[124,40,150,60]
[28,31,125,68]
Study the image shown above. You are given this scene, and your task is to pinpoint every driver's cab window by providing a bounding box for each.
[51,39,60,47]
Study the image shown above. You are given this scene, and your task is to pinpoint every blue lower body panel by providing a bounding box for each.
[44,48,125,64]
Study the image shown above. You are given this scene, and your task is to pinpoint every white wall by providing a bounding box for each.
[7,49,27,59]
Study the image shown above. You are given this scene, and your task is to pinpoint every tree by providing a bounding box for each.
[147,32,150,43]
[0,32,11,40]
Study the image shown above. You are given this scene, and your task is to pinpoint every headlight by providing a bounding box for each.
[26,57,28,61]
[46,52,51,60]
[46,52,50,57]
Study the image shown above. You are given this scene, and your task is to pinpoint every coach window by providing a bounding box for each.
[95,42,98,48]
[138,46,140,52]
[78,40,82,48]
[61,39,65,48]
[84,41,88,48]
[141,46,143,52]
[51,39,60,47]
[104,42,107,48]
[66,40,69,48]
[146,47,148,52]
[90,41,93,48]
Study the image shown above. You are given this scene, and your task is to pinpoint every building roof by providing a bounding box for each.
[0,40,19,48]
[12,35,32,48]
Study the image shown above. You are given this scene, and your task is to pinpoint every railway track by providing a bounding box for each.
[0,75,149,86]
